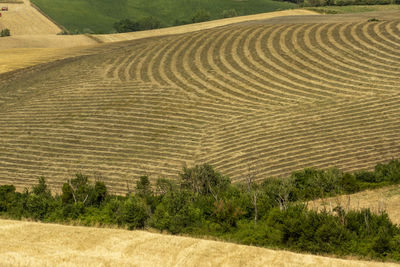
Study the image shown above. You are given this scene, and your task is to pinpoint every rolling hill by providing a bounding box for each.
[30,0,296,33]
[0,219,397,266]
[0,11,399,194]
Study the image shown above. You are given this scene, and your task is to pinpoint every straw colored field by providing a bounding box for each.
[0,11,399,193]
[0,10,314,74]
[0,219,396,266]
[310,185,400,225]
[94,9,317,43]
[0,0,60,35]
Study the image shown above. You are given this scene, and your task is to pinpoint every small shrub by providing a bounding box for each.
[191,9,211,23]
[0,28,10,37]
[220,9,238,18]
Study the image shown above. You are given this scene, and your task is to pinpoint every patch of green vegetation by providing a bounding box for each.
[0,28,10,37]
[307,4,400,14]
[2,159,400,261]
[31,0,296,34]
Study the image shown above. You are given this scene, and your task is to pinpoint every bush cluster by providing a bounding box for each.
[0,28,10,37]
[113,16,162,33]
[2,160,400,261]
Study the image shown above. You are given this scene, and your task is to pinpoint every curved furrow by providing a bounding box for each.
[207,118,400,170]
[181,28,263,105]
[246,26,336,101]
[258,25,348,98]
[190,27,270,105]
[349,22,400,62]
[232,26,315,102]
[367,21,400,54]
[216,25,316,104]
[148,34,194,87]
[166,30,235,101]
[114,48,139,82]
[232,25,326,102]
[202,26,302,105]
[145,35,196,87]
[280,24,376,96]
[203,116,400,171]
[384,20,400,43]
[330,23,400,74]
[200,99,400,157]
[125,44,161,82]
[286,23,397,92]
[129,41,167,83]
[316,23,399,79]
[118,45,151,82]
[212,130,400,181]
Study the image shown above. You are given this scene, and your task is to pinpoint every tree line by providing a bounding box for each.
[113,9,238,33]
[1,160,400,261]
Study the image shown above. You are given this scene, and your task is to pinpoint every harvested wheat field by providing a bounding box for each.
[0,0,100,73]
[0,219,396,266]
[310,185,400,225]
[0,11,400,193]
[94,9,317,43]
[0,0,60,35]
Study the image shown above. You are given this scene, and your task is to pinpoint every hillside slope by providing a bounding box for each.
[0,219,397,266]
[31,0,296,33]
[0,12,399,193]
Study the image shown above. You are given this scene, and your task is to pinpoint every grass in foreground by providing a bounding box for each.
[31,0,296,33]
[1,219,393,267]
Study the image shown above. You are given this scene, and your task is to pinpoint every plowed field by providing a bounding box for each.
[0,12,399,193]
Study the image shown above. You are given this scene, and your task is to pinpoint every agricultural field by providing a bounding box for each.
[0,10,399,194]
[0,0,60,35]
[0,0,100,73]
[0,219,397,266]
[30,0,296,33]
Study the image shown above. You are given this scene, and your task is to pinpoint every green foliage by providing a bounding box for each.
[32,0,295,33]
[119,196,149,229]
[220,9,238,18]
[180,163,230,199]
[0,185,16,212]
[2,160,400,261]
[152,190,202,234]
[191,9,211,23]
[113,16,161,33]
[0,28,10,37]
[212,199,242,231]
[136,176,151,197]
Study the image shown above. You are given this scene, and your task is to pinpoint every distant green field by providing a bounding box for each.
[31,0,296,33]
[307,4,400,14]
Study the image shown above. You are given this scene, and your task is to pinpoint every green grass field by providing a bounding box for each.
[31,0,296,33]
[307,4,400,14]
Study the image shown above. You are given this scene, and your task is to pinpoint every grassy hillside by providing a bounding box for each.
[31,0,296,33]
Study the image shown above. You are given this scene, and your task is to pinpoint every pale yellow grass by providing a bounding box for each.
[0,47,95,73]
[0,0,60,35]
[0,219,396,267]
[309,185,400,225]
[94,9,317,43]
